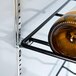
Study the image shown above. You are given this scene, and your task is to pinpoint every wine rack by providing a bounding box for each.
[15,0,76,76]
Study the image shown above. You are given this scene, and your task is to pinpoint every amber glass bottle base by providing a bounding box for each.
[48,11,76,58]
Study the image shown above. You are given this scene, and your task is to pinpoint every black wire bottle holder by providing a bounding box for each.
[15,0,76,76]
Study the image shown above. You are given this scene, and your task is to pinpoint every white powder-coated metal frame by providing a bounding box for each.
[15,0,22,76]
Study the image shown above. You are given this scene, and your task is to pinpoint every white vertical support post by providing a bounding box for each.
[14,0,22,76]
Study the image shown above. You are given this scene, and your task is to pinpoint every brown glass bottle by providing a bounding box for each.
[48,11,76,58]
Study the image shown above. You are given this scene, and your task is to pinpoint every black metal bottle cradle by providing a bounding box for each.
[20,0,76,76]
[21,0,76,63]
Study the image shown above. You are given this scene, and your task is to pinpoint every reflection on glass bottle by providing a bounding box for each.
[48,11,76,58]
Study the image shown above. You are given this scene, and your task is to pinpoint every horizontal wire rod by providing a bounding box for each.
[63,66,76,75]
